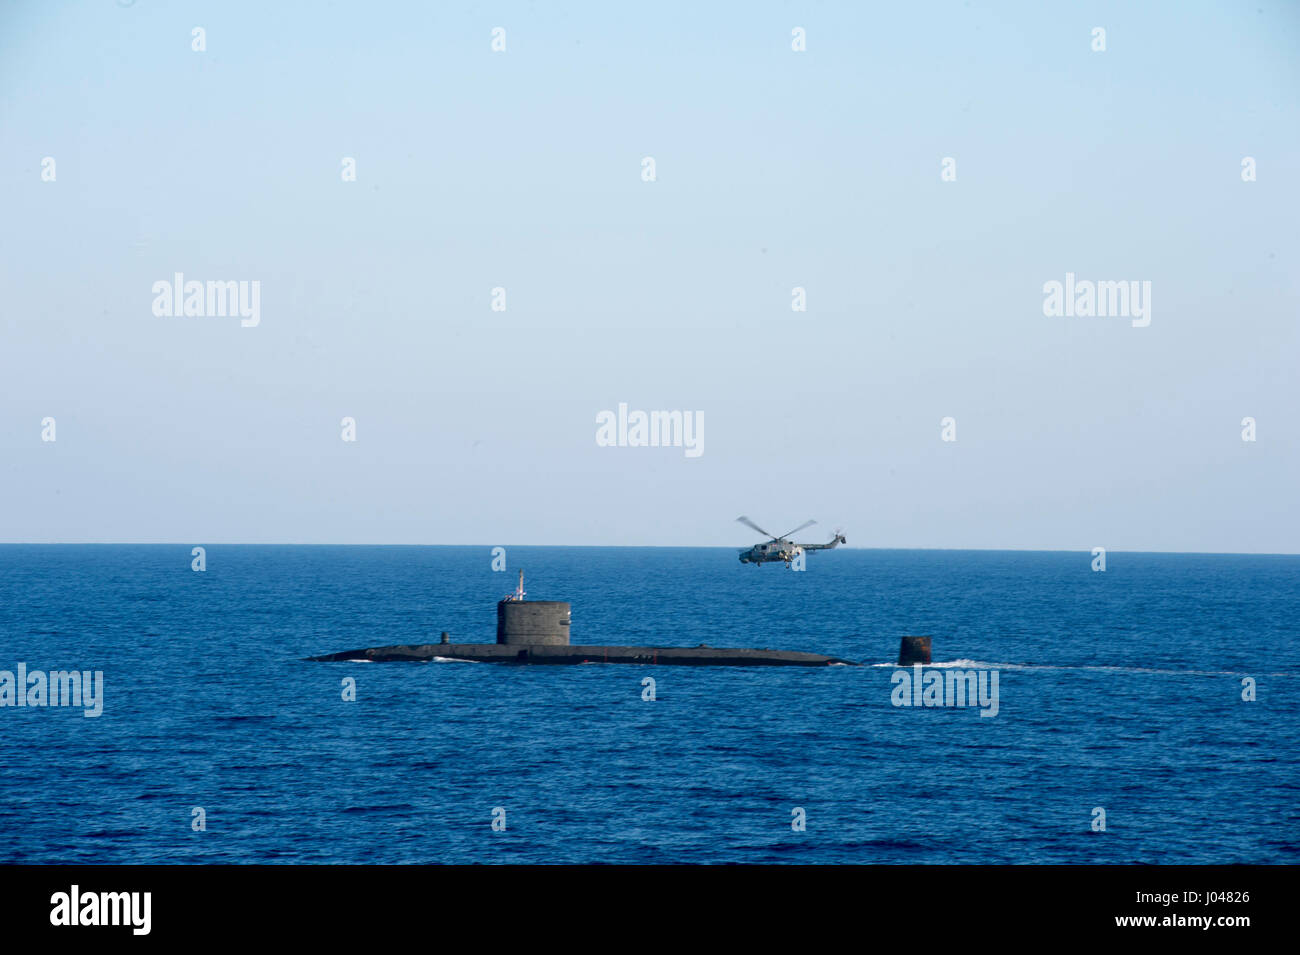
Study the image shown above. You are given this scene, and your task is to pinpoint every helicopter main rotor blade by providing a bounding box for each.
[780,519,817,539]
[736,516,775,539]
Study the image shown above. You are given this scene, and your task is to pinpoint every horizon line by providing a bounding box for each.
[0,542,1296,558]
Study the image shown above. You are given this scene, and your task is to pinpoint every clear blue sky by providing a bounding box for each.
[2,1,1297,551]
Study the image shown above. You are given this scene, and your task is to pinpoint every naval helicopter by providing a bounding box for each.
[735,516,846,566]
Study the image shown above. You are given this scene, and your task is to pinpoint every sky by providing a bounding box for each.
[1,1,1297,551]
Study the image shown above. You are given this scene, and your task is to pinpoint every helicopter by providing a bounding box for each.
[735,516,846,566]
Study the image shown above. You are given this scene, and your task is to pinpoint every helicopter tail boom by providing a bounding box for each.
[800,532,847,552]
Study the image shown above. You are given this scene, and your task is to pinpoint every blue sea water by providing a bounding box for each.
[0,545,1296,864]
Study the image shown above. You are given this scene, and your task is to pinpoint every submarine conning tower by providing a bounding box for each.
[496,570,571,646]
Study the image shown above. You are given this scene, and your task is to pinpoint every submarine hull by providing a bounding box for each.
[307,643,854,667]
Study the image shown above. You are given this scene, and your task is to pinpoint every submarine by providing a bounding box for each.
[307,571,855,667]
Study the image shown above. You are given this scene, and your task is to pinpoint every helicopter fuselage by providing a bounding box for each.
[738,541,803,564]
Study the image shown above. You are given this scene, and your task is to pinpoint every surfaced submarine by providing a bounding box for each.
[307,571,855,667]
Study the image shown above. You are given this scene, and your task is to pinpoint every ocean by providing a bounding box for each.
[1,545,1296,864]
